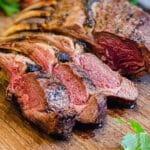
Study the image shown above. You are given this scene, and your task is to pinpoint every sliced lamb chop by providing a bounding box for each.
[0,53,76,138]
[3,0,150,77]
[74,53,138,106]
[0,42,56,73]
[0,33,85,74]
[53,63,107,124]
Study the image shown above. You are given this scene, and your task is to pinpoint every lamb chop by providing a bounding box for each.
[3,0,150,77]
[0,53,77,138]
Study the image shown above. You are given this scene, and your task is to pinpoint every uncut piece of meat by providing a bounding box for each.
[3,0,150,77]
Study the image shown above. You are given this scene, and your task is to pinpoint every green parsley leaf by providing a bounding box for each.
[113,118,126,124]
[130,120,145,133]
[122,133,150,150]
[129,0,138,5]
[0,0,20,16]
[121,134,139,150]
[139,133,150,150]
[114,118,150,150]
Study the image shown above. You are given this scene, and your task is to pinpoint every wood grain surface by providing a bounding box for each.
[0,17,150,150]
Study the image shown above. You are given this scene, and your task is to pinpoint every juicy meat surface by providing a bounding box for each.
[93,32,145,76]
[0,40,107,125]
[74,53,138,102]
[3,0,150,76]
[0,53,76,138]
[53,64,88,105]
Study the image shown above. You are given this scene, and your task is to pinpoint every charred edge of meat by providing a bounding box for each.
[81,76,97,90]
[69,63,97,92]
[45,108,76,140]
[35,72,51,79]
[107,96,137,109]
[96,96,107,125]
[14,10,53,24]
[0,48,18,54]
[8,94,23,113]
[84,0,98,28]
[77,40,91,52]
[57,52,71,63]
[74,119,105,131]
[56,113,76,140]
[26,63,42,73]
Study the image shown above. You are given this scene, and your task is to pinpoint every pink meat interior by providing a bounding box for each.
[53,64,88,105]
[94,32,145,75]
[75,53,120,89]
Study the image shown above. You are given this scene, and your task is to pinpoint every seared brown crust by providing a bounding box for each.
[77,94,107,124]
[2,0,150,76]
[2,0,87,38]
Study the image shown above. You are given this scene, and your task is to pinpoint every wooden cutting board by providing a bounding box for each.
[0,17,150,150]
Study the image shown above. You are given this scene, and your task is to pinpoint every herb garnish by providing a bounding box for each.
[129,0,138,5]
[114,118,150,150]
[0,0,20,16]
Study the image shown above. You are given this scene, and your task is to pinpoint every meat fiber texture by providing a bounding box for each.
[1,0,150,77]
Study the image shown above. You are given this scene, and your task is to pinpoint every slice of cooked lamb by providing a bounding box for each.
[0,53,76,138]
[53,63,107,124]
[0,42,56,73]
[74,53,138,106]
